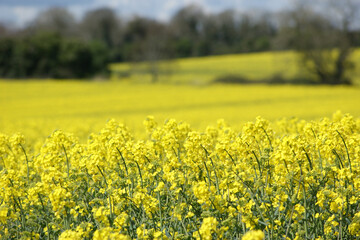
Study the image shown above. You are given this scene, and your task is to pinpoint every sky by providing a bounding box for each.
[0,0,291,27]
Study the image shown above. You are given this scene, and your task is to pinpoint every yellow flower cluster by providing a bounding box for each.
[0,112,359,239]
[242,230,265,240]
[194,217,218,240]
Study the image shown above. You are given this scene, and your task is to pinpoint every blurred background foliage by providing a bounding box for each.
[0,1,359,83]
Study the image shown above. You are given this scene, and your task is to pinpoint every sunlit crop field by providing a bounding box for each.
[1,80,360,142]
[109,49,360,85]
[1,80,360,239]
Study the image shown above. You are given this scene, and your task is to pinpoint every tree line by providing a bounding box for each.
[0,1,359,83]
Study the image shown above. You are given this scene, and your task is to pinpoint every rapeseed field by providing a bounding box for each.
[109,49,360,85]
[1,80,360,141]
[0,111,360,239]
[1,56,360,239]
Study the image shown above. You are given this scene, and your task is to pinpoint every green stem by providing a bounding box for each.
[252,151,262,176]
[97,165,108,187]
[38,193,45,211]
[117,147,129,176]
[19,143,29,182]
[336,130,352,173]
[203,161,211,190]
[134,161,143,187]
[332,149,344,169]
[62,145,70,178]
[303,147,313,170]
[261,126,273,150]
[225,149,236,166]
[209,157,220,195]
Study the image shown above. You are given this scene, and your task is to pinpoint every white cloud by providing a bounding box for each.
[0,6,43,27]
[183,0,209,11]
[13,6,41,25]
[184,0,205,5]
[93,0,130,8]
[157,0,181,21]
[68,4,88,20]
[235,0,291,12]
[0,7,16,26]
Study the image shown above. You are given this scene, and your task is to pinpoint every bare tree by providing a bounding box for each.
[277,0,359,84]
[80,8,121,48]
[202,10,238,54]
[169,4,208,56]
[123,17,175,83]
[30,7,77,37]
[170,4,205,38]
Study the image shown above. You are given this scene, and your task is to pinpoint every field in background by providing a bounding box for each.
[1,80,360,142]
[109,49,360,85]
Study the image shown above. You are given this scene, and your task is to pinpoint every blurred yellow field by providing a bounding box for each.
[1,80,360,142]
[109,49,360,85]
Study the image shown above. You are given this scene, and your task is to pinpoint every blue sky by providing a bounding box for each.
[0,0,290,27]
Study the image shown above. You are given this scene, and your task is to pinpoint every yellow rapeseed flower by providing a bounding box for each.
[242,230,265,240]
